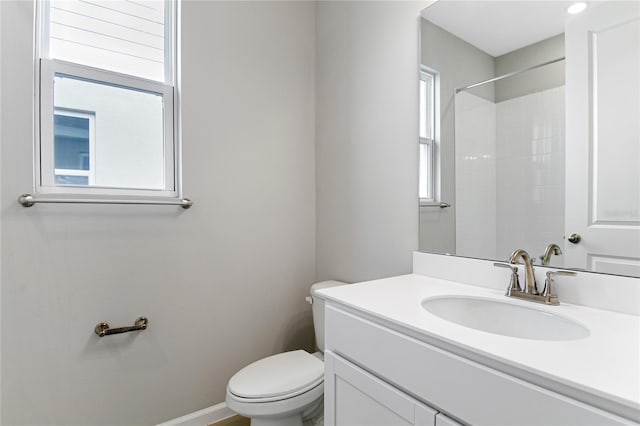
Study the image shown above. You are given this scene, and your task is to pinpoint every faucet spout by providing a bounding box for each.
[541,243,562,266]
[509,249,538,295]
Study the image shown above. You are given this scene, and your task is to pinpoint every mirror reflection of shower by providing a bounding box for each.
[454,55,566,266]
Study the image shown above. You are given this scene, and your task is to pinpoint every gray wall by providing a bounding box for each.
[0,2,2,422]
[495,34,565,102]
[1,1,428,423]
[1,1,316,424]
[419,20,495,255]
[315,1,424,283]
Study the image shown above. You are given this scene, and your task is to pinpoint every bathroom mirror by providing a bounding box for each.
[418,0,640,277]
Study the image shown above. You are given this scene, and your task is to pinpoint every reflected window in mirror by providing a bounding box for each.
[419,69,439,203]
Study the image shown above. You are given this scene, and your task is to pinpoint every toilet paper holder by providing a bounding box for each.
[94,316,148,337]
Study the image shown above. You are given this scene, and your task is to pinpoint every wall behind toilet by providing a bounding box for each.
[1,1,316,424]
[315,1,424,284]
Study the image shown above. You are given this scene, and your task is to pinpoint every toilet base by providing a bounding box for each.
[247,394,322,426]
[250,414,303,426]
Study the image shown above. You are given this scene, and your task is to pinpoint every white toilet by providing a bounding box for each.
[225,280,347,426]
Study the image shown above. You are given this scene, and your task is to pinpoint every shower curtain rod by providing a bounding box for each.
[455,56,565,94]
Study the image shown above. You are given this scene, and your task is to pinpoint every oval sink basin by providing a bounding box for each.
[422,296,590,341]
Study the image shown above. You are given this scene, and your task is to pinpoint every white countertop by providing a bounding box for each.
[318,274,640,419]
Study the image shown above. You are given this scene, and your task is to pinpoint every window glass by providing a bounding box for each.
[419,143,432,200]
[52,73,167,190]
[419,75,434,140]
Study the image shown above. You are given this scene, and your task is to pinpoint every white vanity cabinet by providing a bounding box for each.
[323,302,636,426]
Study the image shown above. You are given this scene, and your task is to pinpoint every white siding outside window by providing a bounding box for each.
[46,0,168,82]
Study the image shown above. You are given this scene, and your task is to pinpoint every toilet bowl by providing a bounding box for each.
[225,280,348,426]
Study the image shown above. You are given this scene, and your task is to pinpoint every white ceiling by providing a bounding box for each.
[421,1,581,57]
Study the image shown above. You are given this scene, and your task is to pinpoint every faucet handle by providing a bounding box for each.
[542,270,577,305]
[494,262,521,295]
[546,270,577,278]
[494,262,518,272]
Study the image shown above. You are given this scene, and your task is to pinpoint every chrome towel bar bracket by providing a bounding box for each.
[95,317,148,337]
[18,194,193,209]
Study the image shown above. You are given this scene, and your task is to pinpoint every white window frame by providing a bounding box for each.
[53,108,96,186]
[34,0,180,200]
[419,68,440,205]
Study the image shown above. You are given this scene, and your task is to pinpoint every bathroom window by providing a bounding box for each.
[36,0,179,198]
[419,69,439,203]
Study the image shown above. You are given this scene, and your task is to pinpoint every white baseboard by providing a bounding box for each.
[156,402,235,426]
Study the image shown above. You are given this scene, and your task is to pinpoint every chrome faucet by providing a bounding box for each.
[509,249,537,295]
[494,248,577,305]
[540,243,562,266]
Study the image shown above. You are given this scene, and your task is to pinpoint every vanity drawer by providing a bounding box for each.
[325,304,635,426]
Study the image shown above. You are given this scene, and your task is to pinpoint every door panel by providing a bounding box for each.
[592,18,640,225]
[565,1,640,275]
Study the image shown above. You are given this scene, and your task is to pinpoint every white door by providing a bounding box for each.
[564,1,640,276]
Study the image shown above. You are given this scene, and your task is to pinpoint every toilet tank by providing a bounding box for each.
[310,280,349,352]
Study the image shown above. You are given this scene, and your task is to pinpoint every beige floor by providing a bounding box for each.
[211,414,323,426]
[209,414,251,426]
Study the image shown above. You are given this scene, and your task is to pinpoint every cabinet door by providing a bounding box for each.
[436,413,463,426]
[324,350,437,426]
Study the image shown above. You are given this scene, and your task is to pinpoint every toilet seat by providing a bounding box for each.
[226,381,324,420]
[228,350,324,403]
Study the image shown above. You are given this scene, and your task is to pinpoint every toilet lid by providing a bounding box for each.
[228,350,324,399]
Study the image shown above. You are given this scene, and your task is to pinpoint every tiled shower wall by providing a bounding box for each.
[495,86,565,264]
[455,92,497,259]
[455,86,565,265]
